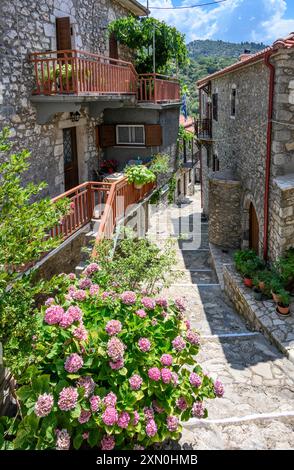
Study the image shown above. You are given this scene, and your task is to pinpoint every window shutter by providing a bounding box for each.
[56,17,72,51]
[145,125,162,147]
[99,125,116,148]
[109,32,118,60]
[212,93,218,121]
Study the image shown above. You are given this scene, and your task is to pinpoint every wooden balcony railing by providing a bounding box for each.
[30,50,138,96]
[138,74,180,103]
[30,51,180,102]
[195,119,212,140]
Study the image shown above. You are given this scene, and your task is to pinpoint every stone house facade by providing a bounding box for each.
[197,34,294,261]
[0,0,181,198]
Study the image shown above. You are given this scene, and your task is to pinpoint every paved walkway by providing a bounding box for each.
[147,186,294,449]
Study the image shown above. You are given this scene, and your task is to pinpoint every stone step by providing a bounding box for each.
[75,261,87,277]
[171,269,218,285]
[90,218,101,233]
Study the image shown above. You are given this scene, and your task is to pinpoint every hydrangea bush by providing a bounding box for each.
[1,265,223,450]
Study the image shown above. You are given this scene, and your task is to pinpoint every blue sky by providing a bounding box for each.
[141,0,294,44]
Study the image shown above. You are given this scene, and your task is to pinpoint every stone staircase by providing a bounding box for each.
[75,216,101,277]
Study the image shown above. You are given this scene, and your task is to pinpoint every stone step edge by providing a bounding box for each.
[183,410,294,428]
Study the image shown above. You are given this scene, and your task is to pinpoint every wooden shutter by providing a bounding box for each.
[145,125,162,147]
[212,93,218,121]
[99,125,116,148]
[109,32,118,60]
[56,17,72,51]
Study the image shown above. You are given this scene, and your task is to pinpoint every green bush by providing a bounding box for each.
[125,165,156,187]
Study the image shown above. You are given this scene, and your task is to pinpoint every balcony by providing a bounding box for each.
[30,50,180,104]
[195,119,212,141]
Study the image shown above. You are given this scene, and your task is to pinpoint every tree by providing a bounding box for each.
[108,16,188,74]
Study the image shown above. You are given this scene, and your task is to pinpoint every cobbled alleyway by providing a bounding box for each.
[147,185,294,449]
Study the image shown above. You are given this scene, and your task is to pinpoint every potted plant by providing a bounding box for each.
[270,276,284,303]
[276,289,291,316]
[100,159,118,174]
[252,274,263,301]
[125,164,156,189]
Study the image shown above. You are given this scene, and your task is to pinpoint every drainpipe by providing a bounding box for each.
[263,51,275,261]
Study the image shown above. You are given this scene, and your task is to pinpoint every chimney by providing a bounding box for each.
[239,49,253,62]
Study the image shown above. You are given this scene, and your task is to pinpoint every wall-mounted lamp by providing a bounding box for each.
[70,111,81,122]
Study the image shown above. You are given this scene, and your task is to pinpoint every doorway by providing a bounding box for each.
[249,202,259,254]
[63,127,79,191]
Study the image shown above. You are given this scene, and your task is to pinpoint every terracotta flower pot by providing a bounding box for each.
[271,291,281,303]
[276,304,290,316]
[243,277,253,288]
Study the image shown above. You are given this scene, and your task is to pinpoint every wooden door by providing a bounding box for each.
[56,17,72,51]
[249,203,259,254]
[63,127,79,191]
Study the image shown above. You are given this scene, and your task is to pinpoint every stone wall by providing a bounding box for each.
[0,0,135,197]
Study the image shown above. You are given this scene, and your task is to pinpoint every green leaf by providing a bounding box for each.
[70,404,81,419]
[73,433,83,450]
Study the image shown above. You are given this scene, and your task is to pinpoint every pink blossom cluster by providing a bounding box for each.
[59,305,83,328]
[152,401,164,414]
[102,406,118,426]
[117,411,130,429]
[71,289,87,301]
[103,392,117,407]
[138,337,151,352]
[107,337,125,362]
[90,395,101,412]
[133,444,145,450]
[189,373,202,388]
[192,401,205,418]
[105,319,122,336]
[145,419,157,437]
[73,324,88,342]
[172,336,186,352]
[101,435,115,450]
[135,309,147,318]
[109,357,124,370]
[83,432,89,440]
[58,387,78,411]
[78,410,91,424]
[166,415,179,432]
[214,379,224,397]
[78,277,92,290]
[64,353,84,373]
[120,291,136,305]
[148,367,161,381]
[160,354,173,366]
[45,297,55,307]
[161,368,172,384]
[129,374,143,390]
[155,297,168,308]
[133,411,140,426]
[44,305,64,325]
[175,297,186,312]
[68,272,76,280]
[141,297,156,310]
[76,376,95,397]
[34,393,54,417]
[144,407,154,420]
[102,291,115,300]
[83,263,100,277]
[186,330,200,345]
[89,284,100,296]
[176,396,188,411]
[184,319,191,330]
[171,372,179,386]
[56,429,71,450]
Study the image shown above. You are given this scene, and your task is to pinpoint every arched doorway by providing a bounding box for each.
[249,202,259,254]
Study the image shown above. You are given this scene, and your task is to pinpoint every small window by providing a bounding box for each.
[213,155,220,171]
[116,125,145,145]
[231,87,236,117]
[212,93,218,121]
[189,170,192,183]
[207,147,212,168]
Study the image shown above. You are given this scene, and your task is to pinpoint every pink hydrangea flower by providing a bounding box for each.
[45,298,55,307]
[192,401,205,418]
[83,263,100,277]
[64,353,84,373]
[59,313,75,328]
[89,284,100,296]
[78,278,92,290]
[146,419,157,437]
[109,357,124,370]
[71,289,87,301]
[82,432,89,440]
[141,297,156,309]
[117,411,131,429]
[56,429,70,450]
[89,395,101,412]
[67,305,83,322]
[58,387,78,411]
[138,337,151,352]
[105,319,122,336]
[102,406,118,426]
[186,330,200,345]
[176,397,188,411]
[160,354,173,366]
[152,401,165,414]
[161,368,172,384]
[133,411,140,426]
[144,407,154,420]
[76,376,95,397]
[172,336,186,352]
[121,291,136,305]
[171,372,179,386]
[184,319,191,330]
[151,318,157,326]
[135,309,147,318]
[175,297,186,312]
[103,392,117,407]
[44,305,64,325]
[156,297,168,308]
[73,324,88,342]
[214,379,224,397]
[134,444,145,450]
[161,311,168,318]
[148,367,161,381]
[189,373,202,388]
[34,393,54,417]
[167,415,179,432]
[68,273,76,280]
[78,410,91,424]
[107,337,125,361]
[101,435,115,450]
[129,374,143,390]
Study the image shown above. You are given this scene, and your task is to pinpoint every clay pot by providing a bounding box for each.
[271,291,281,303]
[243,277,253,288]
[276,304,290,316]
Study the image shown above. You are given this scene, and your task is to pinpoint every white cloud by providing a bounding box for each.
[253,0,294,42]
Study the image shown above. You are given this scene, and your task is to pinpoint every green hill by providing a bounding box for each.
[180,39,267,116]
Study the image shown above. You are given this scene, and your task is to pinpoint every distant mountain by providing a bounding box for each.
[180,39,268,117]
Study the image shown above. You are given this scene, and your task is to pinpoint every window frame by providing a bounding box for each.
[230,85,237,119]
[116,124,145,146]
[212,92,218,121]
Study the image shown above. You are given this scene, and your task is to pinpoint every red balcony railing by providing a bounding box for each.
[195,119,212,140]
[30,50,138,96]
[138,74,180,103]
[30,51,180,102]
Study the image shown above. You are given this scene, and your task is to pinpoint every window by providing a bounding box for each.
[212,93,218,121]
[189,170,192,183]
[213,155,220,172]
[116,125,145,145]
[231,86,236,117]
[206,147,212,168]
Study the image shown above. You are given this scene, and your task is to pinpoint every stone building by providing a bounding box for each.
[0,0,181,198]
[196,33,294,261]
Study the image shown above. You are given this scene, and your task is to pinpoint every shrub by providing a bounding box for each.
[125,165,156,187]
[0,272,223,450]
[149,154,170,176]
[233,250,264,278]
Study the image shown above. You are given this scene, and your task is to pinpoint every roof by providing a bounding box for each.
[197,33,294,88]
[180,115,195,134]
[117,0,149,16]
